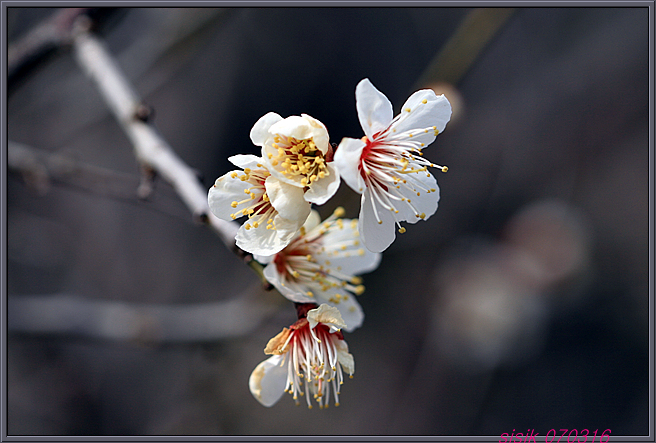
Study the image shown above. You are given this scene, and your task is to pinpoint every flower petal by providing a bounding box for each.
[250,112,282,146]
[358,189,397,253]
[303,163,340,205]
[303,209,322,232]
[391,90,452,138]
[355,78,394,139]
[300,114,330,154]
[271,214,305,248]
[393,168,440,225]
[319,225,382,275]
[208,171,255,220]
[334,137,367,194]
[334,339,355,375]
[269,115,328,151]
[316,289,364,332]
[249,355,287,407]
[236,222,289,255]
[307,304,347,332]
[228,154,263,170]
[265,177,311,223]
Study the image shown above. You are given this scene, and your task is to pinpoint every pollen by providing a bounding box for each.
[398,227,406,234]
[422,99,428,104]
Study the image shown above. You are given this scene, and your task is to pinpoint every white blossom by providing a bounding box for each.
[208,155,311,255]
[334,78,452,252]
[251,112,340,205]
[257,208,381,331]
[249,304,354,409]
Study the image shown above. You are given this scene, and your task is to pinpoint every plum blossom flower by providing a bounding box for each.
[334,78,452,253]
[208,154,311,255]
[256,208,381,332]
[251,112,340,205]
[249,303,354,409]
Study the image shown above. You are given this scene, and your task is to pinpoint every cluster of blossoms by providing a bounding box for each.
[208,78,452,409]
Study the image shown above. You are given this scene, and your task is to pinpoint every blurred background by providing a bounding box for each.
[5,7,650,436]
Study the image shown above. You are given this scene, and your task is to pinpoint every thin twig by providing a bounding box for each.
[70,17,239,251]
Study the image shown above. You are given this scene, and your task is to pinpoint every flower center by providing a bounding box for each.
[281,322,350,409]
[269,135,330,187]
[229,168,278,231]
[273,208,366,300]
[358,133,447,232]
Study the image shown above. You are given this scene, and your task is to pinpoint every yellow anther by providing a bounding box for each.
[355,285,365,295]
[405,108,411,112]
[244,223,251,230]
[306,291,314,297]
[442,166,448,172]
[231,201,239,208]
[422,99,428,104]
[357,249,365,256]
[420,213,426,219]
[230,172,238,178]
[398,227,406,234]
[252,222,259,228]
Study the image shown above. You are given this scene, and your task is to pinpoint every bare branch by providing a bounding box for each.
[8,292,283,343]
[70,19,239,251]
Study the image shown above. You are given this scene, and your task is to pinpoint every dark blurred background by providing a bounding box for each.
[5,7,650,436]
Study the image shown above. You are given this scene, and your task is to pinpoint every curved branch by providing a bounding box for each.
[70,17,239,250]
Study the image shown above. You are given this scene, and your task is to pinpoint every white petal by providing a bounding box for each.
[269,115,328,151]
[303,210,322,231]
[334,339,355,375]
[271,214,305,246]
[393,169,440,225]
[307,304,347,331]
[358,190,397,253]
[334,137,367,194]
[391,91,452,137]
[320,228,382,275]
[300,114,330,154]
[228,154,264,170]
[250,112,282,146]
[264,265,313,303]
[265,177,311,223]
[254,253,275,264]
[236,222,289,255]
[207,171,254,221]
[355,78,394,139]
[315,289,364,332]
[303,163,340,205]
[249,355,287,407]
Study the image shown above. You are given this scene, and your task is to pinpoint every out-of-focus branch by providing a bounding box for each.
[8,140,139,198]
[7,8,118,89]
[7,141,197,223]
[414,8,516,89]
[69,17,239,253]
[8,291,283,343]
